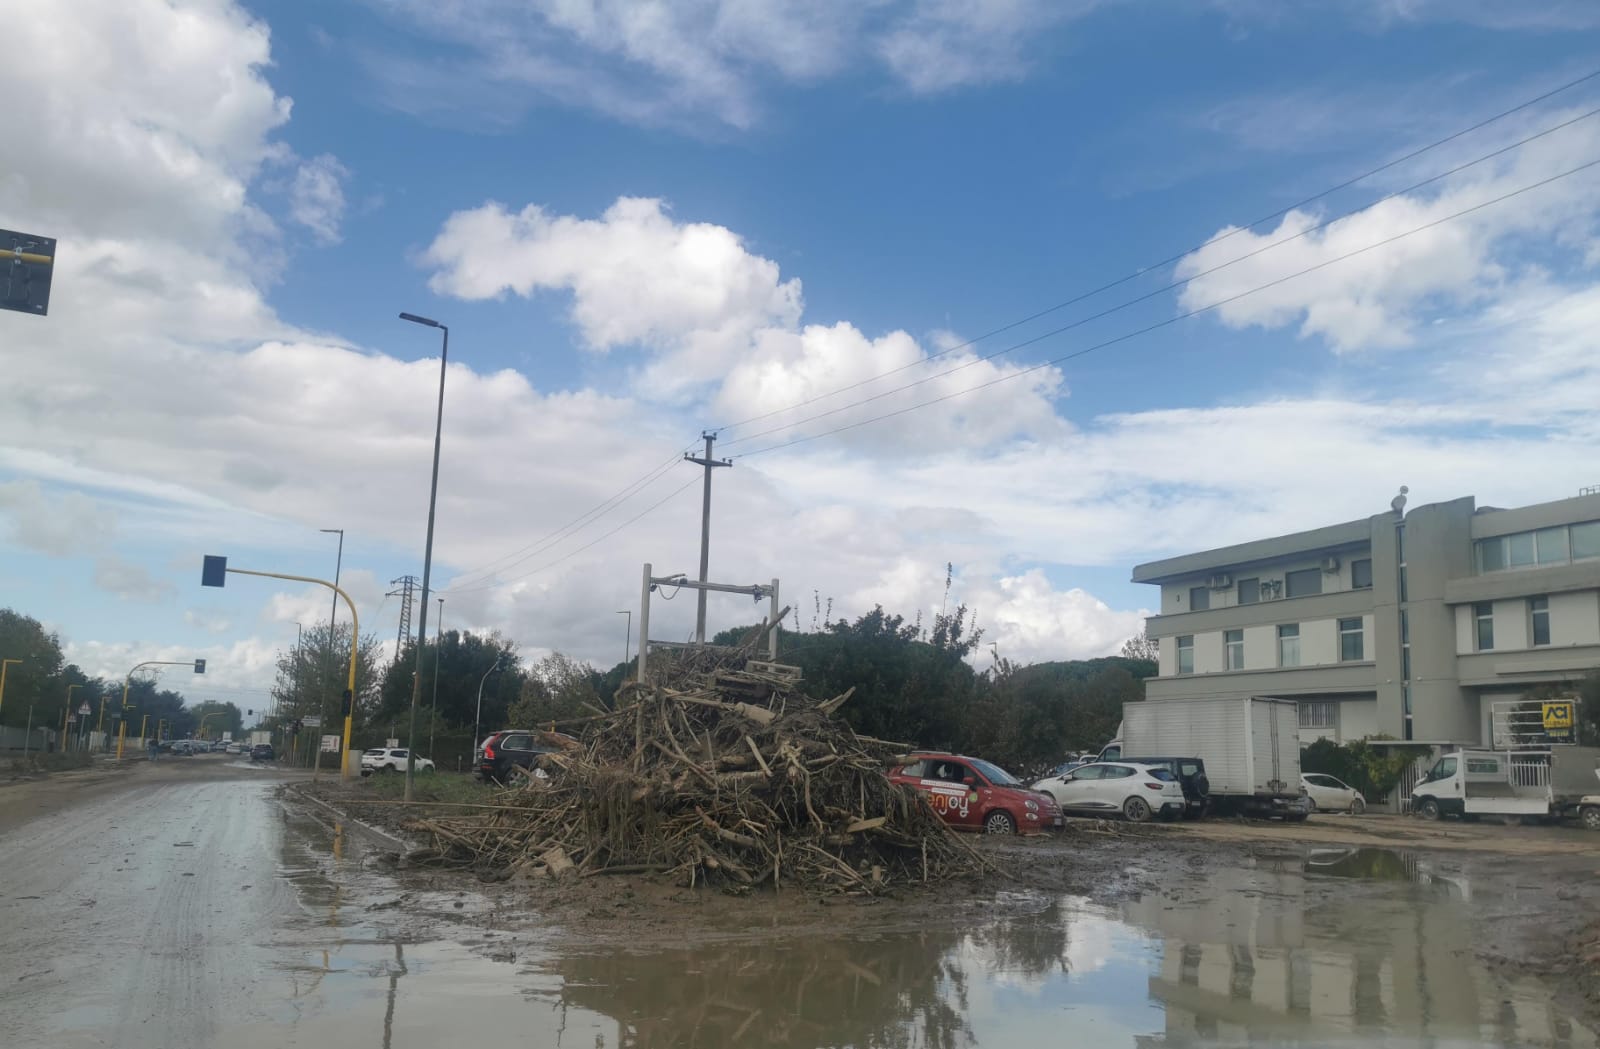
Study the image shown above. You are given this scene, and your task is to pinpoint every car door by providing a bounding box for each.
[1056,765,1104,812]
[919,760,981,830]
[1098,764,1138,810]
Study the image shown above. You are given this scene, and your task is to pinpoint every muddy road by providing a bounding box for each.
[5,761,1600,1047]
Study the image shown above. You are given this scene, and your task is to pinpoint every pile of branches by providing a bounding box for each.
[404,614,986,894]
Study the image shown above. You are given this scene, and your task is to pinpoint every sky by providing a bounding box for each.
[4,0,1600,709]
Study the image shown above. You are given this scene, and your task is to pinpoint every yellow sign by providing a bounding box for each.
[1543,701,1575,732]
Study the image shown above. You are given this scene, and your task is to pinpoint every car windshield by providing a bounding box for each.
[967,758,1019,786]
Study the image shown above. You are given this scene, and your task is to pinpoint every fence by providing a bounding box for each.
[0,725,60,752]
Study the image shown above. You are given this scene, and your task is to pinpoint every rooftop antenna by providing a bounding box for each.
[1391,485,1409,516]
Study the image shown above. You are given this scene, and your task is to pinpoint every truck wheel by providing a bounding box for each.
[1416,798,1440,821]
[1350,797,1366,815]
[1581,806,1600,832]
[1122,796,1153,823]
[984,810,1016,835]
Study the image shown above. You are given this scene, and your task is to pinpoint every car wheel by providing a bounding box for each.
[1416,798,1441,821]
[1581,806,1600,832]
[1122,796,1153,823]
[1350,797,1366,815]
[1304,797,1318,813]
[983,810,1016,835]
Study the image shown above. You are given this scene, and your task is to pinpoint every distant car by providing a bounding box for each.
[169,740,200,756]
[1301,773,1366,814]
[361,748,435,776]
[1114,756,1210,818]
[210,740,228,752]
[887,752,1063,835]
[249,743,275,762]
[477,730,574,783]
[226,742,247,755]
[1030,761,1186,822]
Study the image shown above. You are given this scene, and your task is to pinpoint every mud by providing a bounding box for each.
[4,761,1600,1046]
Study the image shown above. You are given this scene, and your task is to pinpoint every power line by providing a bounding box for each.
[730,156,1600,459]
[712,66,1600,437]
[444,475,703,595]
[716,109,1600,454]
[442,446,692,593]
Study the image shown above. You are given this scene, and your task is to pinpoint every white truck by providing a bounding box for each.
[1099,697,1305,819]
[1410,746,1600,828]
[249,730,271,748]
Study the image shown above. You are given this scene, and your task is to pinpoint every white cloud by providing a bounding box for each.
[93,556,177,603]
[288,154,350,244]
[1175,108,1600,351]
[0,481,113,556]
[367,0,1085,129]
[185,609,234,635]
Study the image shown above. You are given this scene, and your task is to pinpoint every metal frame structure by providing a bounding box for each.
[637,563,778,682]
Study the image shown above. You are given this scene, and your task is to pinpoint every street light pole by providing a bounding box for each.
[318,528,343,775]
[0,658,21,720]
[117,660,204,759]
[617,610,631,669]
[430,597,442,757]
[399,311,449,803]
[473,657,503,763]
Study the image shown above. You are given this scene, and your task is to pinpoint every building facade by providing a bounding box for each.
[1131,492,1600,747]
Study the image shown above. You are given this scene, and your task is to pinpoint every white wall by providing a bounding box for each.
[1341,698,1379,740]
[1551,590,1600,646]
[1194,631,1224,675]
[1492,598,1529,651]
[1455,606,1473,655]
[1301,619,1337,666]
[1243,625,1276,670]
[1158,634,1175,677]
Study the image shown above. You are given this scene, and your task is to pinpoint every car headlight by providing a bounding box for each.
[1024,800,1038,811]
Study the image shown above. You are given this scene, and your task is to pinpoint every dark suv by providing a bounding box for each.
[249,743,276,762]
[477,730,572,783]
[1117,756,1208,817]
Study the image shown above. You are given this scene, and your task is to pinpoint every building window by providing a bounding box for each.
[1225,629,1244,670]
[1176,635,1194,675]
[1474,602,1494,651]
[1277,624,1300,667]
[1237,577,1259,604]
[1575,522,1600,561]
[1530,596,1550,647]
[1299,701,1336,729]
[1351,558,1372,589]
[1189,586,1210,611]
[1285,568,1322,598]
[1338,617,1364,661]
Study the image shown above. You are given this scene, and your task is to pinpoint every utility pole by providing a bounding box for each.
[684,432,731,644]
[387,575,419,658]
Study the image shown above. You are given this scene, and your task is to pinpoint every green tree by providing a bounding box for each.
[507,653,604,726]
[0,608,68,728]
[372,629,522,734]
[190,700,243,739]
[269,622,384,726]
[1119,632,1158,663]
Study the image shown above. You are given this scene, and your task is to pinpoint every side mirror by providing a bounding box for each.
[962,775,977,787]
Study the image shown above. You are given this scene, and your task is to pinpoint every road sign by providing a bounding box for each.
[1544,701,1575,740]
[1,228,56,316]
[302,715,322,728]
[78,702,91,715]
[320,734,341,753]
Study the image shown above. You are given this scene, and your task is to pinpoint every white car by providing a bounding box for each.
[1030,761,1186,822]
[360,748,435,776]
[1301,773,1367,814]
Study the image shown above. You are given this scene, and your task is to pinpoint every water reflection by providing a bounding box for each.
[1303,846,1472,898]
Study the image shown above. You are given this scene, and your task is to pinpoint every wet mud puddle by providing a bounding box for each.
[259,810,1594,1048]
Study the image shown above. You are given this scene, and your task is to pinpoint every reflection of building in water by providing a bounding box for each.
[1125,861,1595,1046]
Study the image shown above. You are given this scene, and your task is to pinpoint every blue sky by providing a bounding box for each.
[3,0,1600,703]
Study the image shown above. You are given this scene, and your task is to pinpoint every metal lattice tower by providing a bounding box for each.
[387,575,419,658]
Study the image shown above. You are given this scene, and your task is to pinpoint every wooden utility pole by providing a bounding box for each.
[684,432,731,643]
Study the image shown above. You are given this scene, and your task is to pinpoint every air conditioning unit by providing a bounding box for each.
[1206,573,1232,590]
[1321,556,1341,573]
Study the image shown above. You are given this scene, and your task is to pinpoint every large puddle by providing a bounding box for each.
[267,809,1595,1048]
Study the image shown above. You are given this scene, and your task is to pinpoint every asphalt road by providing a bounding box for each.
[0,760,329,1048]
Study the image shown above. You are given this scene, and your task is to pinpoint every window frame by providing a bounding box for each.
[1285,567,1322,599]
[1351,558,1373,589]
[1176,635,1194,675]
[1529,595,1551,647]
[1298,701,1336,729]
[1237,577,1260,605]
[1224,628,1244,670]
[1277,623,1301,668]
[1188,586,1210,611]
[1474,602,1495,651]
[1337,617,1364,662]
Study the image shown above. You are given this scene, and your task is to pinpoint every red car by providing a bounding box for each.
[889,752,1063,835]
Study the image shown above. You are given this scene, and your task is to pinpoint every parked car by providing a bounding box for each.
[361,748,435,776]
[888,752,1063,835]
[477,730,574,783]
[226,742,247,754]
[1115,756,1210,817]
[169,740,200,756]
[1045,755,1095,778]
[1030,761,1186,822]
[1301,773,1367,814]
[210,740,229,752]
[249,743,275,762]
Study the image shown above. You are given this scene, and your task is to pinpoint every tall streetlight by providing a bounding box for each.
[116,659,205,758]
[617,610,632,669]
[399,310,448,803]
[474,654,506,763]
[429,597,443,756]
